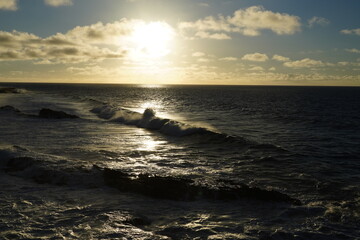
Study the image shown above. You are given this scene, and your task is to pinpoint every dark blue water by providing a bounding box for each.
[0,83,359,239]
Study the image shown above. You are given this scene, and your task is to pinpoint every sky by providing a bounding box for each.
[0,0,359,86]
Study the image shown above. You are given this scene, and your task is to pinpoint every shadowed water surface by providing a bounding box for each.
[0,83,359,239]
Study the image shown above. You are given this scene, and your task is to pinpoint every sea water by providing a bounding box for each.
[0,83,359,239]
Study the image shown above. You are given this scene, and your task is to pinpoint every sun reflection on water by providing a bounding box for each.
[140,101,163,111]
[137,138,159,151]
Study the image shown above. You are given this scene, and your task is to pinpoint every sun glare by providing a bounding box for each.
[130,21,175,60]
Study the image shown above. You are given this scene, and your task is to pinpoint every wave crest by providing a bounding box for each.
[91,105,208,137]
[0,145,301,205]
[0,87,27,94]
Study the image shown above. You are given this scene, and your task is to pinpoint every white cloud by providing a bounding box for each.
[65,20,139,44]
[272,54,290,62]
[229,6,301,36]
[346,48,360,54]
[242,53,269,62]
[0,19,170,63]
[337,61,360,67]
[219,57,238,61]
[283,58,325,68]
[197,57,211,63]
[192,52,205,57]
[44,0,73,7]
[179,5,301,39]
[249,66,264,71]
[0,0,17,11]
[195,31,231,40]
[308,17,330,28]
[341,28,360,36]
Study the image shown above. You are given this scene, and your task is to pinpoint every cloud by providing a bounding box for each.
[192,52,205,57]
[65,20,138,44]
[198,2,209,7]
[340,28,360,36]
[243,72,360,84]
[272,54,290,62]
[0,19,165,63]
[337,61,360,67]
[0,30,40,48]
[67,65,118,76]
[219,57,238,61]
[179,16,232,39]
[0,50,21,59]
[0,0,74,10]
[283,58,325,68]
[308,16,330,28]
[44,0,73,7]
[249,66,264,71]
[229,6,301,36]
[0,0,17,11]
[179,5,301,39]
[197,57,211,63]
[346,48,360,54]
[242,53,269,62]
[195,31,231,40]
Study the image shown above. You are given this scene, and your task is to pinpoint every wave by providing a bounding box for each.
[0,105,22,114]
[90,105,290,155]
[0,87,27,94]
[0,145,301,205]
[102,168,301,205]
[0,145,103,187]
[0,101,287,156]
[91,105,209,137]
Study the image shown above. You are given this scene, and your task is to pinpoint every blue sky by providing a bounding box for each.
[0,0,359,85]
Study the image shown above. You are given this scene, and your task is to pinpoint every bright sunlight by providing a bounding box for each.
[129,21,175,60]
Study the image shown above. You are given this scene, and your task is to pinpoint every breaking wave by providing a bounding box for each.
[0,145,301,205]
[90,105,289,154]
[91,105,209,137]
[0,87,27,94]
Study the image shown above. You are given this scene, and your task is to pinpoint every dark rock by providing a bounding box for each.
[38,108,79,119]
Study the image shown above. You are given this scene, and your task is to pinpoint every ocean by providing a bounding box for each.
[0,83,359,240]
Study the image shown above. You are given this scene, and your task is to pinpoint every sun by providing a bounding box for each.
[130,21,175,59]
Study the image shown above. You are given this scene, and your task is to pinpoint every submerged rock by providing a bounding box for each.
[1,106,80,119]
[38,108,79,119]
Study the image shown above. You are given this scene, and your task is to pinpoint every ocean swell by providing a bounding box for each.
[0,145,301,205]
[91,105,208,137]
[102,168,302,205]
[0,87,27,94]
